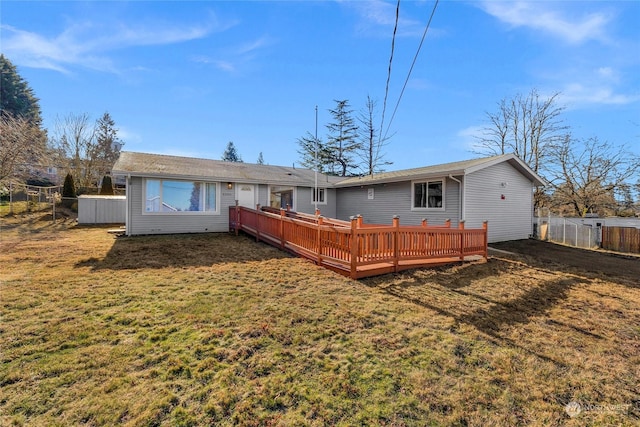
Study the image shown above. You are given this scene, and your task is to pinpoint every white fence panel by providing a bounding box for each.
[537,216,600,249]
[78,195,126,224]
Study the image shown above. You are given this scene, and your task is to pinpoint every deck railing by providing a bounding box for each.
[229,205,488,279]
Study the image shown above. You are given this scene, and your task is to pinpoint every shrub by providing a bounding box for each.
[62,173,76,208]
[99,175,114,195]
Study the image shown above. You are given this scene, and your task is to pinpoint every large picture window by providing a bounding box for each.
[145,179,218,213]
[413,180,444,209]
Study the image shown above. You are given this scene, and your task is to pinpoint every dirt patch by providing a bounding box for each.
[490,239,640,286]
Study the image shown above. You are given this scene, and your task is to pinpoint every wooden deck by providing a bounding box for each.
[229,205,488,279]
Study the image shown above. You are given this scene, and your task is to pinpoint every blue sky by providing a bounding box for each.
[2,1,639,171]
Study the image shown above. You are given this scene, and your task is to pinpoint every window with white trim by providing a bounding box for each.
[412,180,444,209]
[144,179,218,213]
[312,188,326,204]
[270,186,295,210]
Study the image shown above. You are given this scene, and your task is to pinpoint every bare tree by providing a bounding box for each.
[474,89,569,207]
[358,95,392,175]
[0,112,45,183]
[50,113,98,189]
[475,89,568,170]
[548,136,640,216]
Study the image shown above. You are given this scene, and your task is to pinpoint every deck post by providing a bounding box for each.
[458,220,466,260]
[483,221,489,259]
[392,216,400,273]
[280,208,286,249]
[234,201,240,236]
[317,216,324,265]
[421,218,427,228]
[445,218,451,228]
[356,214,363,228]
[315,208,321,217]
[255,204,261,242]
[350,216,358,279]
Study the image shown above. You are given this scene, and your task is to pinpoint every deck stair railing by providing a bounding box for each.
[229,204,487,279]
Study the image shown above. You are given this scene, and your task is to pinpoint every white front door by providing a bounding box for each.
[237,183,256,208]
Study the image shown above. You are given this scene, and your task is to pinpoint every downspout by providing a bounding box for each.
[126,174,131,236]
[449,174,463,224]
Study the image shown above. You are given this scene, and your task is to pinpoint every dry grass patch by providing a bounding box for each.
[1,216,638,426]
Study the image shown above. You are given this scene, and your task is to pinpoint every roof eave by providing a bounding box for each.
[111,169,318,187]
[333,169,467,187]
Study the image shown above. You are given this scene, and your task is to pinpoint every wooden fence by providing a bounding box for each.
[229,205,488,279]
[601,226,640,254]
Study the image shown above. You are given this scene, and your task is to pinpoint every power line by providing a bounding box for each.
[378,0,401,146]
[383,0,439,141]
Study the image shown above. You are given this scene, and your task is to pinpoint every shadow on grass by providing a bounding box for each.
[75,232,291,270]
[491,239,640,288]
[363,257,595,366]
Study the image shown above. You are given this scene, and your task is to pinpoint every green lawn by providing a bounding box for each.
[1,217,638,426]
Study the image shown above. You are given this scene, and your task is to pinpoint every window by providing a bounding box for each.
[270,186,295,210]
[413,180,444,209]
[312,188,326,204]
[145,179,218,213]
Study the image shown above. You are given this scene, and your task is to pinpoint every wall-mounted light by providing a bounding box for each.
[500,182,508,187]
[227,182,233,190]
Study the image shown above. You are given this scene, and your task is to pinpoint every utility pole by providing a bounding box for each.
[314,105,318,212]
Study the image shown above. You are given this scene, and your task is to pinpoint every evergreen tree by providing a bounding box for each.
[0,55,43,126]
[0,55,47,183]
[62,173,76,198]
[257,152,264,165]
[62,172,76,207]
[99,175,114,195]
[296,100,362,176]
[95,112,124,176]
[296,132,330,173]
[325,100,361,176]
[222,142,243,162]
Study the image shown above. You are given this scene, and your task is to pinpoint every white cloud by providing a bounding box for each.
[0,15,230,74]
[478,1,612,44]
[117,126,142,146]
[342,0,439,38]
[560,83,639,107]
[456,125,485,151]
[236,36,274,55]
[192,36,274,74]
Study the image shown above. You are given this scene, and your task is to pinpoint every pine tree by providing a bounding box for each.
[95,112,124,177]
[0,55,43,126]
[296,100,362,176]
[62,173,76,208]
[0,55,47,183]
[257,152,264,165]
[325,100,361,176]
[222,142,243,162]
[99,175,114,195]
[297,132,330,173]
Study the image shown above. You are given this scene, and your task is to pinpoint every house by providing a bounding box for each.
[112,151,545,242]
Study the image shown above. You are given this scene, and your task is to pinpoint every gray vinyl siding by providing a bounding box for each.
[127,177,233,235]
[336,178,460,227]
[464,162,534,242]
[295,187,337,218]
